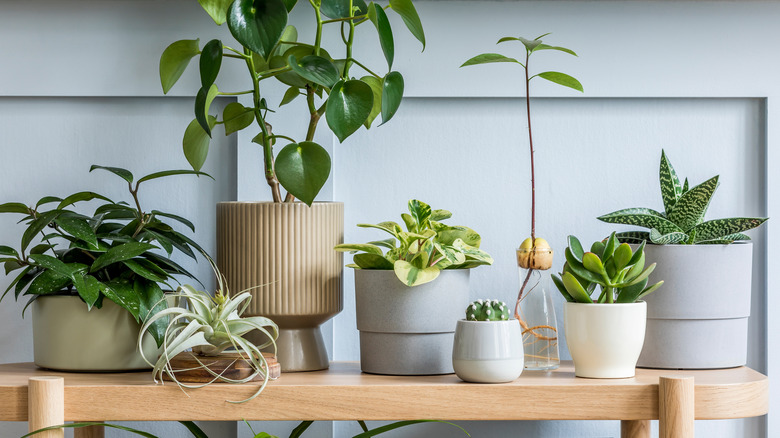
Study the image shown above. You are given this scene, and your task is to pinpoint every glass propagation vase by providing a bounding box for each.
[515,247,560,370]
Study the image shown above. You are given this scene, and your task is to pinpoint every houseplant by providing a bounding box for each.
[552,233,663,378]
[452,299,524,383]
[335,199,492,375]
[139,261,278,403]
[162,0,426,371]
[598,150,767,368]
[0,165,208,371]
[461,34,583,369]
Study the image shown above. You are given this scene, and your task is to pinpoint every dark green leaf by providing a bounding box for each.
[353,420,469,438]
[195,84,219,136]
[136,280,167,346]
[659,149,683,214]
[124,260,168,283]
[180,420,209,438]
[22,210,63,253]
[280,86,300,106]
[368,3,394,69]
[287,55,340,89]
[27,270,71,296]
[616,277,647,303]
[200,39,223,89]
[275,141,331,206]
[380,71,403,125]
[144,253,202,286]
[0,245,18,257]
[221,103,255,136]
[228,0,288,58]
[649,229,689,244]
[4,260,24,275]
[57,191,112,210]
[388,0,425,49]
[598,208,682,234]
[36,197,62,209]
[321,0,367,18]
[55,216,98,249]
[160,39,200,94]
[326,79,374,142]
[289,421,313,438]
[90,242,158,273]
[137,169,213,184]
[102,279,141,321]
[89,165,134,184]
[497,36,520,44]
[667,175,718,232]
[14,268,38,300]
[461,53,519,67]
[71,274,101,309]
[183,116,217,171]
[0,202,31,214]
[149,210,196,232]
[1,267,31,303]
[615,231,650,244]
[198,0,233,24]
[692,217,768,242]
[360,76,382,128]
[536,71,583,92]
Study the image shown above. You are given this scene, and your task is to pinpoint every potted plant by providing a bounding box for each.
[335,199,493,375]
[598,150,767,369]
[452,299,524,383]
[461,34,582,369]
[552,233,663,378]
[161,0,426,371]
[0,165,208,371]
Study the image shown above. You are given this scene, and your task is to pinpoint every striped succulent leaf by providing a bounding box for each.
[597,208,683,234]
[666,175,719,232]
[649,228,689,244]
[659,150,683,213]
[615,231,650,244]
[692,218,767,242]
[682,177,689,194]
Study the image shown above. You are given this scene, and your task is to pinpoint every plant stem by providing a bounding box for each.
[348,58,381,78]
[246,49,282,202]
[525,50,536,241]
[311,0,323,56]
[344,0,356,77]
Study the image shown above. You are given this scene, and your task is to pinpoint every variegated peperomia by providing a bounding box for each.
[335,200,493,286]
[598,150,767,244]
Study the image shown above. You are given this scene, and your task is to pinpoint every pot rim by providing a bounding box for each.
[636,241,753,247]
[217,200,344,206]
[564,301,646,307]
[458,318,518,324]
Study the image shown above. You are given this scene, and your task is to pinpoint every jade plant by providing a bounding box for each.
[465,299,510,321]
[139,261,278,403]
[162,0,425,205]
[552,233,664,304]
[334,199,493,286]
[0,166,209,347]
[599,150,767,244]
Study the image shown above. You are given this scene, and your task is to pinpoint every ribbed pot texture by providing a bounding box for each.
[216,202,344,371]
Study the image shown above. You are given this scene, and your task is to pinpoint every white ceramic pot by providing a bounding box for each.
[564,302,647,378]
[452,319,524,383]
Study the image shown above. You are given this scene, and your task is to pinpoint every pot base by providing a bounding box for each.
[251,326,329,372]
[359,332,455,375]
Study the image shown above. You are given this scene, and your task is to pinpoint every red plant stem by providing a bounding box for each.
[525,51,535,241]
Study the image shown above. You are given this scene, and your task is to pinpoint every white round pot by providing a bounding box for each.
[452,319,524,383]
[564,302,647,378]
[33,295,160,371]
[638,243,752,369]
[355,269,470,375]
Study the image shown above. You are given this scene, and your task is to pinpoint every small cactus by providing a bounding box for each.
[465,299,510,321]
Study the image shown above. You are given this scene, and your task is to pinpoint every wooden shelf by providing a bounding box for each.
[0,361,768,438]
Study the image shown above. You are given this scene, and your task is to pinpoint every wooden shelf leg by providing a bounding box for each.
[621,420,650,438]
[659,376,694,438]
[74,424,105,438]
[28,377,64,438]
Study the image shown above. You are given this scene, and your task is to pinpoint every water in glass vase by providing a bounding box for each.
[516,248,560,370]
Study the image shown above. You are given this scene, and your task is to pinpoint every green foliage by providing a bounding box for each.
[162,0,426,205]
[598,150,768,244]
[465,299,510,321]
[335,199,493,287]
[552,233,664,304]
[0,166,210,347]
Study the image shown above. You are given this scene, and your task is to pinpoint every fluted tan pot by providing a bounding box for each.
[217,201,343,372]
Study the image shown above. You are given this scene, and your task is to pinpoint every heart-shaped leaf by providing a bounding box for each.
[200,39,223,89]
[182,116,217,171]
[223,102,255,135]
[360,76,382,128]
[321,0,368,19]
[159,39,200,94]
[368,3,394,69]
[270,46,332,88]
[283,0,298,12]
[275,141,331,206]
[380,71,403,125]
[197,0,233,24]
[195,84,219,135]
[388,0,425,49]
[287,55,340,89]
[393,260,438,287]
[326,79,373,142]
[227,0,288,58]
[280,86,300,106]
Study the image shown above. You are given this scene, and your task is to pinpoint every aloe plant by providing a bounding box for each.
[162,0,425,205]
[334,199,492,286]
[598,150,767,244]
[552,233,664,304]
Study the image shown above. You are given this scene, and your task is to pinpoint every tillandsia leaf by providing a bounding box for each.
[320,0,368,19]
[615,277,647,304]
[195,84,219,136]
[691,217,767,242]
[227,0,288,58]
[198,0,233,25]
[334,243,384,255]
[287,55,340,89]
[388,0,425,49]
[275,141,332,206]
[160,39,200,94]
[598,208,683,234]
[183,116,217,171]
[535,71,583,92]
[200,39,223,89]
[368,2,394,69]
[353,420,471,438]
[394,259,439,286]
[551,274,575,302]
[667,175,719,232]
[327,79,374,142]
[649,228,689,244]
[353,253,394,269]
[380,71,404,125]
[360,75,383,128]
[222,102,255,135]
[659,149,683,214]
[561,271,593,303]
[616,231,650,244]
[461,53,520,67]
[22,422,161,438]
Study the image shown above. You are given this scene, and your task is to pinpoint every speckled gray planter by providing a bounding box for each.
[637,243,753,369]
[355,269,470,375]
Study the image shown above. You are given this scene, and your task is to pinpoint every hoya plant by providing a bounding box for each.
[161,0,425,205]
[335,199,493,286]
[598,150,767,244]
[0,166,209,347]
[552,233,664,304]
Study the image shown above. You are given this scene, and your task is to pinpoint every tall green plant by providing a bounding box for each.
[162,0,425,205]
[598,150,767,244]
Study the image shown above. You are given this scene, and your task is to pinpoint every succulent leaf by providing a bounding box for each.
[616,277,647,303]
[562,272,593,303]
[582,252,606,275]
[551,274,575,303]
[667,175,719,232]
[615,231,650,244]
[649,229,689,244]
[598,208,682,234]
[638,281,664,299]
[612,243,633,271]
[692,217,768,242]
[564,248,602,284]
[601,232,618,262]
[465,299,510,321]
[659,149,683,213]
[567,235,585,263]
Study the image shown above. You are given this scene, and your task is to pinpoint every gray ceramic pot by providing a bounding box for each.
[452,319,524,383]
[637,242,753,369]
[354,269,470,375]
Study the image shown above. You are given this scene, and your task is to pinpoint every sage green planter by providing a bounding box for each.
[32,296,160,371]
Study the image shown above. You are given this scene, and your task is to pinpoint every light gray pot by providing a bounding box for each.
[355,269,470,375]
[637,243,753,369]
[33,295,160,371]
[452,319,524,383]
